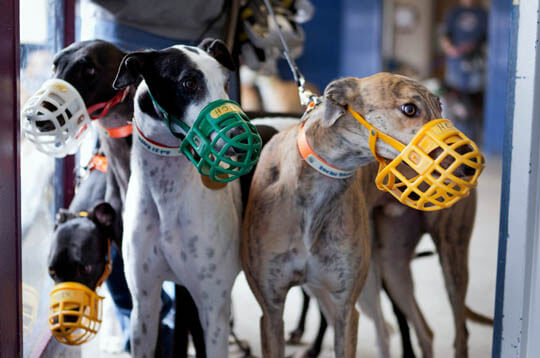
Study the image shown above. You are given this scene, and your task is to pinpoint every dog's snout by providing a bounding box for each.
[212,126,248,156]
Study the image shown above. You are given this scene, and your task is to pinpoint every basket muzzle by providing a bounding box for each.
[348,106,485,211]
[182,100,262,182]
[49,282,104,345]
[148,91,262,182]
[22,79,91,157]
[49,239,112,345]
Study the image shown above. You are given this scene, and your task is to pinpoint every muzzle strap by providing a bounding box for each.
[146,90,189,139]
[96,240,112,289]
[87,87,130,120]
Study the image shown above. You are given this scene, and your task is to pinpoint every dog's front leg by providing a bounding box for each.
[122,182,168,358]
[357,262,390,358]
[375,208,434,358]
[177,254,238,358]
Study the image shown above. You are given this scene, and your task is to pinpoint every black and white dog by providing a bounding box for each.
[45,40,205,357]
[112,39,243,357]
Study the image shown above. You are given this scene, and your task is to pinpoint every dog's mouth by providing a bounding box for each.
[212,126,249,156]
[428,144,478,179]
[27,100,70,132]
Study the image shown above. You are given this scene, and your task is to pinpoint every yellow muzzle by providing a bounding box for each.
[348,106,485,211]
[49,239,112,345]
[49,282,104,345]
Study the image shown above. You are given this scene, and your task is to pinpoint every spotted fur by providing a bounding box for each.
[113,40,242,358]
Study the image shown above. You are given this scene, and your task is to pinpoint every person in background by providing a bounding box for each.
[79,0,228,51]
[440,0,488,144]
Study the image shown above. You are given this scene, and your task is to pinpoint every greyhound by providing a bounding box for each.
[111,39,246,358]
[242,73,464,358]
[287,169,489,358]
[47,40,206,357]
[47,167,117,299]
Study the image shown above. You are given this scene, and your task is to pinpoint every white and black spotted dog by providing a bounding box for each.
[112,39,242,358]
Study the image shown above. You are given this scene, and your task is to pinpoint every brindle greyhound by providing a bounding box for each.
[287,163,490,358]
[242,73,470,358]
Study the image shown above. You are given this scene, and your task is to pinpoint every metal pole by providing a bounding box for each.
[53,0,76,211]
[493,1,540,357]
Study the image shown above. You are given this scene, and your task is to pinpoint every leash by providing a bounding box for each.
[261,0,317,107]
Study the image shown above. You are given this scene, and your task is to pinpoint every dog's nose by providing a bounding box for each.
[213,126,248,156]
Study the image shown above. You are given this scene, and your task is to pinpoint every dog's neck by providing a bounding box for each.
[94,88,135,204]
[294,106,375,243]
[302,105,373,172]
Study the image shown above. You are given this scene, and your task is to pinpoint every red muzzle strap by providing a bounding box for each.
[87,87,129,121]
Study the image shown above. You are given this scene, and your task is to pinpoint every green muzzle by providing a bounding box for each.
[148,91,262,182]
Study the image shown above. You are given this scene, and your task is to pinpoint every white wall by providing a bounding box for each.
[383,0,434,79]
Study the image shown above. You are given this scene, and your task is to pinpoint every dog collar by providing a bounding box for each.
[297,121,354,179]
[134,119,183,157]
[87,87,130,120]
[88,155,108,173]
[97,123,133,138]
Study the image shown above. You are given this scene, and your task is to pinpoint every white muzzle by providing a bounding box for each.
[22,79,92,157]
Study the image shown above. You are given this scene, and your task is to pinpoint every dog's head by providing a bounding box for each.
[112,38,237,148]
[319,72,480,179]
[53,40,127,107]
[319,73,440,160]
[47,202,116,290]
[29,40,127,133]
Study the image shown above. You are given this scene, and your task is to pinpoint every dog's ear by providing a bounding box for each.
[198,38,237,71]
[322,77,361,128]
[89,202,116,229]
[113,51,153,89]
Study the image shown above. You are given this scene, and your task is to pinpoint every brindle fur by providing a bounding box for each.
[242,73,448,358]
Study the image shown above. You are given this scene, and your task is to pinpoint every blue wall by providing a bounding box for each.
[279,0,382,92]
[484,0,513,154]
[339,0,382,79]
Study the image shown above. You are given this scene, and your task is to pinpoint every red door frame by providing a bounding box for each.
[0,1,75,355]
[0,0,22,356]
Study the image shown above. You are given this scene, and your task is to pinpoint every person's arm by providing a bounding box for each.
[440,9,460,57]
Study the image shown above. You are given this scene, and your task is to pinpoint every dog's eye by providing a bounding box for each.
[48,268,56,277]
[183,78,197,91]
[82,264,93,274]
[401,103,418,117]
[84,66,96,77]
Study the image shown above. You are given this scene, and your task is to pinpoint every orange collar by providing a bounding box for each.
[99,123,133,138]
[297,121,354,179]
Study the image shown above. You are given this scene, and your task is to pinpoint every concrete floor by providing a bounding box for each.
[82,156,501,358]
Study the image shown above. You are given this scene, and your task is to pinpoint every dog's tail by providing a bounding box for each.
[465,306,494,325]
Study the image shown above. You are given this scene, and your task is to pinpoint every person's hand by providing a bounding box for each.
[441,37,460,57]
[456,41,477,57]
